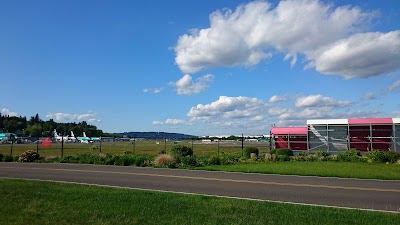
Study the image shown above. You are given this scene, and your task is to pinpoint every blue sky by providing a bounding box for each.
[1,0,399,136]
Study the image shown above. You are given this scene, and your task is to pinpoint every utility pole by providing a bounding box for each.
[99,136,102,153]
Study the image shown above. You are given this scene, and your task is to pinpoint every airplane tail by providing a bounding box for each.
[71,131,75,137]
[83,132,87,137]
[53,129,59,137]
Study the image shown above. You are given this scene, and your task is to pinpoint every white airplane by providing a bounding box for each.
[68,131,77,142]
[53,129,69,142]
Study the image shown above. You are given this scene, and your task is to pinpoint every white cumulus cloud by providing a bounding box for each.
[188,96,267,119]
[170,74,214,96]
[1,108,18,117]
[311,31,400,79]
[269,95,287,103]
[174,0,384,78]
[295,94,352,108]
[46,112,100,122]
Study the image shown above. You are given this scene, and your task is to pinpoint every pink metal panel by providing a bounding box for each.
[348,118,393,124]
[271,127,308,135]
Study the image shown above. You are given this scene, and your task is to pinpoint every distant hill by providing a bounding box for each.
[113,132,197,140]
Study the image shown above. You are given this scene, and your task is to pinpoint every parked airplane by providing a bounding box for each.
[53,129,69,142]
[77,132,92,143]
[68,131,77,142]
[0,133,17,143]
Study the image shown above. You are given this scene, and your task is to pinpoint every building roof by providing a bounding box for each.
[271,127,308,135]
[348,118,393,124]
[307,119,348,125]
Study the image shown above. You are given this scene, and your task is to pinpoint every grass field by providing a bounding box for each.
[0,140,263,158]
[1,179,399,225]
[200,161,400,180]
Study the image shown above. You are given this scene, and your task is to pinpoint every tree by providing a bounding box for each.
[26,124,43,137]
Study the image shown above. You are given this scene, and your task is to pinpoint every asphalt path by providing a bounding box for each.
[1,162,399,212]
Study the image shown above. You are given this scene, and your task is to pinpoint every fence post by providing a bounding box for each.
[61,134,64,158]
[10,140,13,156]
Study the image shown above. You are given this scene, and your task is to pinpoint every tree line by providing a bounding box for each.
[0,113,105,137]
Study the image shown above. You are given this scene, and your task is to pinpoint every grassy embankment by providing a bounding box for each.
[1,179,399,225]
[200,161,400,180]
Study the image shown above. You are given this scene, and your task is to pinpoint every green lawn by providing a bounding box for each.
[0,179,399,225]
[0,140,255,158]
[200,161,400,180]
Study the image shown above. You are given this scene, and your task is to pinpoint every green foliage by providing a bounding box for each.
[170,145,193,157]
[208,155,221,165]
[275,148,293,156]
[276,155,290,161]
[366,150,400,163]
[18,150,40,162]
[337,149,362,162]
[270,148,276,154]
[0,113,105,137]
[180,156,199,167]
[3,155,13,162]
[0,153,3,161]
[384,151,400,163]
[297,151,307,156]
[315,150,330,157]
[243,147,259,159]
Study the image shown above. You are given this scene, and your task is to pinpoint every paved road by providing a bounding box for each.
[1,162,399,212]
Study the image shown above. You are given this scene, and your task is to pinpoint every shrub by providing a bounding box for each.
[3,155,13,162]
[170,145,193,157]
[337,149,361,162]
[276,155,290,161]
[0,153,3,161]
[220,154,240,165]
[315,150,330,157]
[365,150,386,163]
[384,151,400,163]
[276,148,293,156]
[243,147,259,159]
[180,156,199,167]
[270,149,276,154]
[305,155,319,161]
[366,151,400,163]
[297,151,307,156]
[18,150,40,162]
[154,154,176,168]
[208,155,221,165]
[291,155,306,161]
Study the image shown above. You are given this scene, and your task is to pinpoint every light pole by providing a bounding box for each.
[270,124,275,153]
